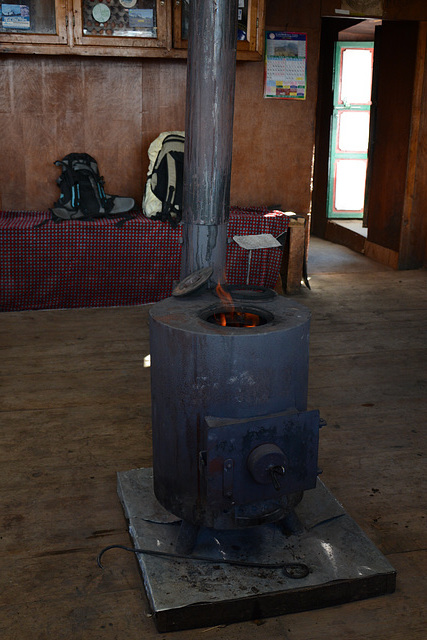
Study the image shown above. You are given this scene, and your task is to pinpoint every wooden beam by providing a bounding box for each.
[399,21,427,269]
[279,217,306,294]
[364,240,399,269]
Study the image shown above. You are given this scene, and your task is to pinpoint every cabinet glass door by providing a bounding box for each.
[0,0,67,44]
[74,0,168,48]
[174,0,263,56]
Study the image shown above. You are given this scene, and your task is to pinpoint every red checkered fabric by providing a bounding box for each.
[0,208,289,311]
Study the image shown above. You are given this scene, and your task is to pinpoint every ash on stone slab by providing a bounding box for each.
[117,468,396,633]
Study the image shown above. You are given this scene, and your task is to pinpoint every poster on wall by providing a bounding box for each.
[1,4,30,30]
[264,31,307,100]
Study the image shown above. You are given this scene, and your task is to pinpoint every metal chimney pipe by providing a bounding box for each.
[180,0,238,284]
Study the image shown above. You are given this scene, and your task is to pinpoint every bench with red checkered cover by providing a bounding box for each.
[0,207,290,311]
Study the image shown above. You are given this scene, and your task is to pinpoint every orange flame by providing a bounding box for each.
[214,283,261,327]
[215,282,234,306]
[215,282,233,326]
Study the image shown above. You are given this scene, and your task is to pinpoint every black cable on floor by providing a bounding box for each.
[97,543,310,579]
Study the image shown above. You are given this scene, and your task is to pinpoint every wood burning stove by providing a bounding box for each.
[142,0,324,554]
[149,286,321,549]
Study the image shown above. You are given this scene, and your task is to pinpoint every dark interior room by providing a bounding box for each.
[0,1,426,638]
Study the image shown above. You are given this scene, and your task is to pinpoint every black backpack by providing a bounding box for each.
[142,133,184,226]
[51,153,135,220]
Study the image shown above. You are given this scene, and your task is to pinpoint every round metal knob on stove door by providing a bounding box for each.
[247,443,287,487]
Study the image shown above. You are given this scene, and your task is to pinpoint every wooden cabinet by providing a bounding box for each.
[72,0,171,52]
[0,0,264,59]
[173,0,265,60]
[0,0,68,48]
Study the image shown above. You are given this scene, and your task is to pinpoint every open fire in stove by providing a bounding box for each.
[209,306,264,327]
[207,283,269,327]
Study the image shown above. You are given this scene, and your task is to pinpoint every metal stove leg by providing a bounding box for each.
[176,520,200,555]
[280,509,305,536]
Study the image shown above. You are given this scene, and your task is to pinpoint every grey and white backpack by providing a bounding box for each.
[142,132,185,226]
[51,153,135,221]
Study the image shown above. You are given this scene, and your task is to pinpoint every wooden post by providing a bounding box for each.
[180,0,238,284]
[279,218,307,295]
[399,21,427,269]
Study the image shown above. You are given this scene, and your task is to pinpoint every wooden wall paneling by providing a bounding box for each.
[231,33,320,210]
[0,55,142,210]
[0,55,147,210]
[41,57,86,205]
[141,59,186,136]
[33,58,86,209]
[79,58,144,203]
[267,0,321,31]
[384,0,427,21]
[365,21,419,253]
[140,59,187,196]
[140,60,165,189]
[17,58,53,210]
[0,55,12,113]
[1,56,46,210]
[0,57,22,209]
[244,0,322,212]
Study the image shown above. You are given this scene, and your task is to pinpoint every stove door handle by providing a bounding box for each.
[270,464,286,491]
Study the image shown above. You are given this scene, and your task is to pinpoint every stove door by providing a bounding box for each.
[205,409,320,509]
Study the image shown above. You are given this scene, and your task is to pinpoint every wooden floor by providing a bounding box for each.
[1,239,426,639]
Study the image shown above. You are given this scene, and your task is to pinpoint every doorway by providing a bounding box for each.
[312,18,423,268]
[327,42,374,220]
[311,17,379,242]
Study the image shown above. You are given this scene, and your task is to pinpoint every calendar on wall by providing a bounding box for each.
[264,31,307,100]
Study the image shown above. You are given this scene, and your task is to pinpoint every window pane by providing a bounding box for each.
[334,159,367,211]
[338,111,370,153]
[340,48,373,104]
[237,0,249,43]
[0,0,56,34]
[181,0,189,39]
[181,0,249,42]
[82,0,157,38]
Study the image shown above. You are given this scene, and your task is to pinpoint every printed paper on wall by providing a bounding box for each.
[264,31,307,100]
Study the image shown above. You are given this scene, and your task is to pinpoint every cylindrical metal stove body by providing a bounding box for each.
[149,293,317,530]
